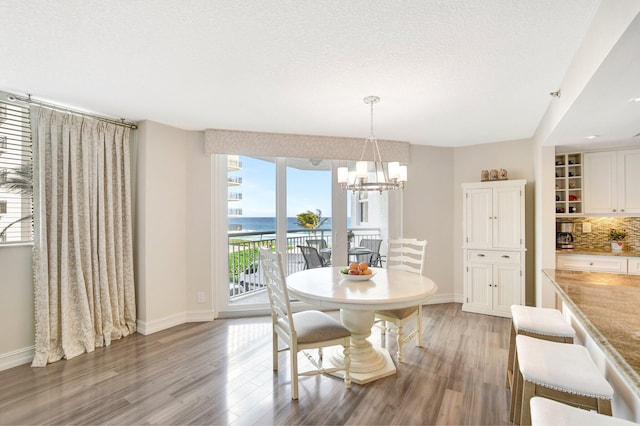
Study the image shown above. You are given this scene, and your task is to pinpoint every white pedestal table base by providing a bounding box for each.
[325,308,396,385]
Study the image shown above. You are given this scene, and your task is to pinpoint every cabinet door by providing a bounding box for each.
[465,262,492,311]
[464,188,492,248]
[628,258,640,275]
[492,262,521,315]
[584,151,617,214]
[493,186,523,249]
[618,149,640,214]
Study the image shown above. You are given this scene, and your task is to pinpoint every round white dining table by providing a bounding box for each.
[286,266,438,384]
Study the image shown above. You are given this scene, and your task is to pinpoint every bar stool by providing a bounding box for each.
[530,397,638,426]
[511,335,614,425]
[507,305,576,389]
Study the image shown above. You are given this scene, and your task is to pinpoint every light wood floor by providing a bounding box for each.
[0,303,512,425]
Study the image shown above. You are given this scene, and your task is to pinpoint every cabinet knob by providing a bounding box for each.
[501,255,510,258]
[612,209,617,212]
[621,209,625,212]
[477,254,485,257]
[589,262,594,265]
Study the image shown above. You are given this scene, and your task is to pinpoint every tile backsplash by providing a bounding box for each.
[556,217,640,251]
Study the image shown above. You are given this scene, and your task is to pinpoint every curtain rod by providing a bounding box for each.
[6,93,138,130]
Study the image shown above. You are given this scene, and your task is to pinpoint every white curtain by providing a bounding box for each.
[31,106,136,367]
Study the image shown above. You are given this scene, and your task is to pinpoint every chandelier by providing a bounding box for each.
[337,96,407,193]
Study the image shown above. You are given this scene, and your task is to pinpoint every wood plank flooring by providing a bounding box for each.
[0,303,512,425]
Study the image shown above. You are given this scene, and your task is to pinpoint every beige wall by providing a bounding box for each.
[402,145,456,302]
[185,131,214,316]
[453,139,536,305]
[135,120,214,334]
[0,244,34,368]
[136,119,189,328]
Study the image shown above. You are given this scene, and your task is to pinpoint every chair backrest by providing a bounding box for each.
[358,238,383,265]
[298,245,325,269]
[386,238,427,275]
[360,238,382,253]
[259,247,295,336]
[306,238,327,250]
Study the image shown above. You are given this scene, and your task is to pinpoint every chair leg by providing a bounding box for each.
[380,320,387,348]
[519,381,536,426]
[397,323,405,363]
[416,306,423,347]
[598,398,612,416]
[273,331,278,371]
[291,347,298,400]
[509,351,521,422]
[506,322,516,388]
[343,343,351,389]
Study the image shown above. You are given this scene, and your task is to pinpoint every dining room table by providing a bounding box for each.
[286,266,438,384]
[320,246,375,265]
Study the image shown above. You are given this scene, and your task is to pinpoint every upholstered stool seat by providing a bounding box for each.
[511,335,613,425]
[507,305,575,389]
[530,397,638,426]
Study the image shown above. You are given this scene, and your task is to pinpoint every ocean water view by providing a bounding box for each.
[229,217,341,233]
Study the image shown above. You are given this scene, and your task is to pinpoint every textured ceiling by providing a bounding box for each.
[1,0,624,147]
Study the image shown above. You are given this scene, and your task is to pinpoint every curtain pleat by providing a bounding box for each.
[31,106,136,367]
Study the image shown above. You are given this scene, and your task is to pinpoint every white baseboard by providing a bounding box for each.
[186,310,215,322]
[423,292,463,305]
[0,345,34,371]
[137,309,215,335]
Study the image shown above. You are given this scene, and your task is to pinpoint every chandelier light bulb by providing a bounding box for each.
[337,166,348,183]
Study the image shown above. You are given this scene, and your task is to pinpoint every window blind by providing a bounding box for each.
[0,100,33,244]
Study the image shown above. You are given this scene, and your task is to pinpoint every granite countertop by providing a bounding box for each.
[556,248,640,257]
[542,269,640,397]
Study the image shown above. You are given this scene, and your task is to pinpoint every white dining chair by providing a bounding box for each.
[258,247,351,400]
[374,238,427,362]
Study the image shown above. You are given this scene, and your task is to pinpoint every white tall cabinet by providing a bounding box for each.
[462,180,526,317]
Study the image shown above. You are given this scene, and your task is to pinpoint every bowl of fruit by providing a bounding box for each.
[339,262,376,281]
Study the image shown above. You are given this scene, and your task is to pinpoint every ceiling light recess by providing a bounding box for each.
[337,96,407,193]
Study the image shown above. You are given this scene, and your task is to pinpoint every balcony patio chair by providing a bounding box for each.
[306,238,331,265]
[258,247,351,400]
[374,238,428,362]
[298,245,327,269]
[356,238,383,267]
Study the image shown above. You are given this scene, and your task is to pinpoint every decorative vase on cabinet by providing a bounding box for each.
[462,179,526,318]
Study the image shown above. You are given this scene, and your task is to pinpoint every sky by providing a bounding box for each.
[230,156,332,217]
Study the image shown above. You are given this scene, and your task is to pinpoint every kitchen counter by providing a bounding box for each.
[542,269,640,398]
[556,248,640,257]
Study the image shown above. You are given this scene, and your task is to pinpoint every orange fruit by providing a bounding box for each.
[362,268,372,275]
[358,262,368,271]
[349,262,359,270]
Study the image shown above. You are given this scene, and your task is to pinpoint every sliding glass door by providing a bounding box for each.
[223,155,332,311]
[219,154,391,314]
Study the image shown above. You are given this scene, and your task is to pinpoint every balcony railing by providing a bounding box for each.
[227,176,242,185]
[228,228,382,300]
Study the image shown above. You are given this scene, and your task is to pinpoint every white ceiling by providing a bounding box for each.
[2,0,637,148]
